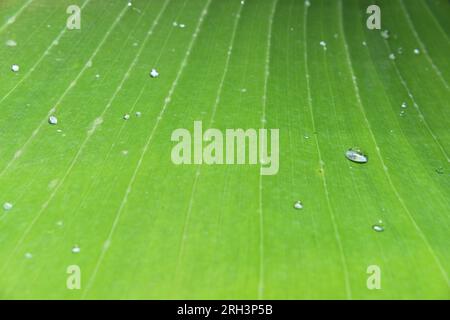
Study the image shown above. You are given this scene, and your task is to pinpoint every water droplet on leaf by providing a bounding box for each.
[48,115,58,125]
[345,148,368,163]
[3,202,13,210]
[150,68,159,78]
[293,201,303,210]
[72,245,80,254]
[381,30,390,39]
[6,39,17,47]
[372,225,384,232]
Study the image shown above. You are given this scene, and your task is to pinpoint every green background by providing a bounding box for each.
[0,0,449,299]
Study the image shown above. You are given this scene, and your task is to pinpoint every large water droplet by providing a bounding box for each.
[293,200,303,210]
[345,148,368,163]
[11,64,19,72]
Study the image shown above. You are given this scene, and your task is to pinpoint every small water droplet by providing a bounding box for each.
[293,201,303,210]
[3,202,13,210]
[381,30,390,39]
[345,148,368,163]
[319,41,327,49]
[135,111,142,117]
[11,64,19,72]
[48,115,58,125]
[72,245,81,254]
[305,0,311,7]
[362,41,367,46]
[123,114,130,120]
[179,23,186,28]
[413,48,420,55]
[372,225,384,232]
[56,220,64,227]
[389,53,396,60]
[6,39,17,47]
[150,68,159,78]
[400,110,405,117]
[401,102,407,108]
[24,252,33,259]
